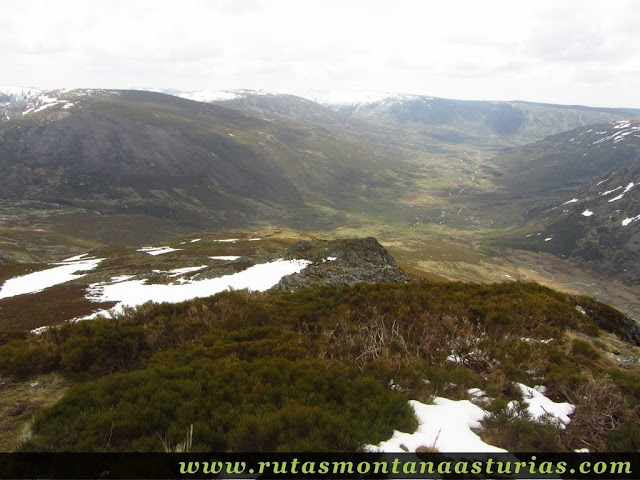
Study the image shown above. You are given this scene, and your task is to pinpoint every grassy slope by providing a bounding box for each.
[2,92,640,452]
[1,280,639,452]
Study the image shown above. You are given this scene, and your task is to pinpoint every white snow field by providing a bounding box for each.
[367,397,506,453]
[368,384,574,453]
[85,258,311,317]
[0,257,103,299]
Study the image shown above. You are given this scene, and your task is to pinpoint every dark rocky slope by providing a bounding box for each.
[275,237,412,290]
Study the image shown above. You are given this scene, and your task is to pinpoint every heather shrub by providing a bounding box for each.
[21,353,413,452]
[481,403,563,451]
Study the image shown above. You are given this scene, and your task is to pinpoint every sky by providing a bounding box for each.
[2,0,640,108]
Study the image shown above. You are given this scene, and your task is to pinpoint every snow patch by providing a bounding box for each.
[468,388,486,398]
[581,209,594,217]
[521,337,554,344]
[367,397,505,453]
[137,246,182,255]
[85,259,311,315]
[622,214,640,227]
[210,256,241,261]
[33,102,60,113]
[562,198,578,205]
[600,186,622,196]
[152,265,208,277]
[109,275,136,283]
[589,121,640,146]
[509,384,575,429]
[0,258,103,299]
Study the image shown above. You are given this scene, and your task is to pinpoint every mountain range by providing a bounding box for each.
[1,85,640,303]
[2,85,640,455]
[0,88,409,244]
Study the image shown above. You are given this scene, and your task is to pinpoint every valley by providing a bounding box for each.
[1,87,640,454]
[2,86,640,320]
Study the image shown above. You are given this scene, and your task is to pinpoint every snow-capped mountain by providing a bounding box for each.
[164,88,640,147]
[176,88,273,103]
[0,86,44,102]
[171,88,352,126]
[0,88,124,122]
[0,88,402,244]
[292,89,420,108]
[174,87,415,107]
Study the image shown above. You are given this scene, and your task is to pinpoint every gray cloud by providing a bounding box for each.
[1,0,639,107]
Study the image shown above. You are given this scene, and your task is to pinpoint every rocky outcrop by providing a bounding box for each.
[274,237,411,290]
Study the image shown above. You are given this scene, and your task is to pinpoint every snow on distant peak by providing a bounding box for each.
[0,86,43,101]
[0,87,95,116]
[177,89,271,103]
[294,89,419,107]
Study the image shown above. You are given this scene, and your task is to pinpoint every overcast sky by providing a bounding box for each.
[2,0,640,108]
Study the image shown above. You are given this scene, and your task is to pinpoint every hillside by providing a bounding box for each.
[297,90,640,148]
[503,160,640,285]
[3,88,640,315]
[0,233,412,332]
[492,120,640,199]
[479,121,640,284]
[2,266,639,453]
[0,89,409,253]
[170,89,640,152]
[178,89,353,126]
[2,87,640,456]
[1,234,639,454]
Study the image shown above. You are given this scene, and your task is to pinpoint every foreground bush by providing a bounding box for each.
[3,280,639,452]
[21,353,413,452]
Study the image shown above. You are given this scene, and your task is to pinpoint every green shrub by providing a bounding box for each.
[606,425,640,452]
[0,340,60,378]
[5,279,640,454]
[481,403,563,451]
[227,402,356,452]
[570,339,600,361]
[21,355,413,452]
